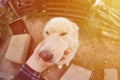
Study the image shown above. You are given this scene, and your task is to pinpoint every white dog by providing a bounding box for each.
[39,17,79,68]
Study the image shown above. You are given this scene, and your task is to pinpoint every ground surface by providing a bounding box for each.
[0,16,120,80]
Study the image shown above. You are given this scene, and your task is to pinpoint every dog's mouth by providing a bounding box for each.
[60,48,70,61]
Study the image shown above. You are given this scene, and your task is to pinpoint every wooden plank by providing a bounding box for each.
[60,64,92,80]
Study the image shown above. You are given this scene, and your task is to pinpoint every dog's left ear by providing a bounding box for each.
[71,22,79,32]
[70,22,79,41]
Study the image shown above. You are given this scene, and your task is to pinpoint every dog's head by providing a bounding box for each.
[39,17,79,63]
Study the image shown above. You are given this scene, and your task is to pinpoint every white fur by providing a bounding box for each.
[40,17,79,68]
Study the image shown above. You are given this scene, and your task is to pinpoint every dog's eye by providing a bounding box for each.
[60,32,67,36]
[46,31,49,35]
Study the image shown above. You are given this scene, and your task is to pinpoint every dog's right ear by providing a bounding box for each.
[42,29,46,38]
[43,27,48,38]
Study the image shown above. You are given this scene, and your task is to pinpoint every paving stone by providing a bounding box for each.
[104,68,118,80]
[60,64,92,80]
[5,34,31,64]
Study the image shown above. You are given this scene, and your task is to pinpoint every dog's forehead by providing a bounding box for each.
[45,18,72,32]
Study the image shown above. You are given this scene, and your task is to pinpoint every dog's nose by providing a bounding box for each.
[39,50,53,62]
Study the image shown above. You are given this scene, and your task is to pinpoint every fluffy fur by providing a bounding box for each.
[40,17,79,68]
